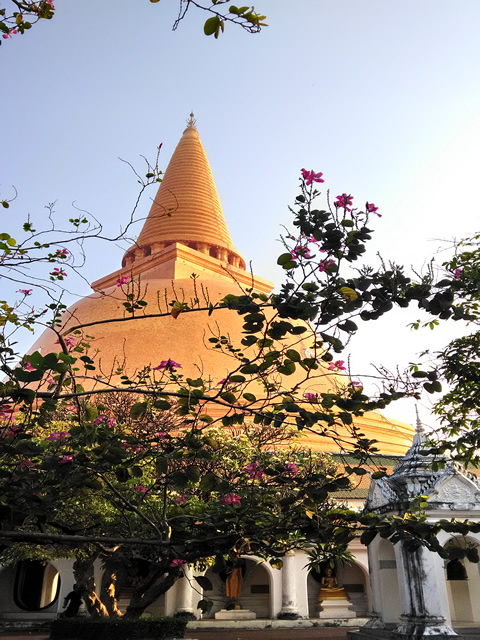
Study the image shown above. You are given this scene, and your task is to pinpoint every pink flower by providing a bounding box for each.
[304,392,317,402]
[2,28,18,39]
[285,462,299,475]
[318,259,336,272]
[291,245,312,260]
[0,404,14,419]
[217,378,232,386]
[50,267,67,279]
[351,381,362,388]
[174,495,187,503]
[365,202,381,217]
[154,359,182,371]
[170,559,187,568]
[47,378,56,386]
[134,485,149,493]
[328,360,346,371]
[23,360,35,372]
[454,268,462,280]
[55,336,76,349]
[55,248,69,258]
[221,493,242,506]
[19,460,34,469]
[17,289,33,296]
[59,455,75,464]
[243,462,264,480]
[335,193,353,210]
[301,169,324,186]
[116,276,130,287]
[93,415,116,428]
[46,431,68,441]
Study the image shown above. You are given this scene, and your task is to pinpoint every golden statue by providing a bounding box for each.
[317,568,347,601]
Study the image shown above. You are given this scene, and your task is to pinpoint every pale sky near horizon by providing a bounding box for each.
[2,0,480,428]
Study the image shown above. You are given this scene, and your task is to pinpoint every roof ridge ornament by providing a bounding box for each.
[186,111,197,128]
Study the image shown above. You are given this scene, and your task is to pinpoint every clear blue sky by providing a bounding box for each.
[2,0,480,426]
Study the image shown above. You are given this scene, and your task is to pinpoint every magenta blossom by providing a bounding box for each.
[285,462,299,475]
[17,289,33,296]
[291,245,312,260]
[221,493,242,506]
[328,360,346,371]
[318,259,336,272]
[94,415,116,428]
[116,275,130,287]
[170,559,187,568]
[154,359,182,371]
[2,28,18,39]
[23,360,35,372]
[59,454,76,464]
[0,404,14,419]
[243,462,264,480]
[19,460,34,470]
[335,193,353,210]
[217,377,232,386]
[55,248,69,258]
[174,495,187,504]
[365,202,381,217]
[55,336,76,349]
[301,169,324,186]
[134,485,149,493]
[46,431,69,442]
[454,268,462,280]
[351,381,363,388]
[304,392,318,402]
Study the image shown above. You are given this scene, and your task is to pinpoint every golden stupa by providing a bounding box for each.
[31,115,414,455]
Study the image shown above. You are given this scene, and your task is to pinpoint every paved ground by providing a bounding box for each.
[0,630,354,640]
[185,629,352,639]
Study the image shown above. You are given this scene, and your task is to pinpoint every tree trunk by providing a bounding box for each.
[101,563,124,618]
[73,555,109,618]
[124,568,178,619]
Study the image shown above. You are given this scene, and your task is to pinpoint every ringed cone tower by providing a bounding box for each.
[31,116,414,454]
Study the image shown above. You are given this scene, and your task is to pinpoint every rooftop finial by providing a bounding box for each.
[186,111,196,128]
[415,405,425,435]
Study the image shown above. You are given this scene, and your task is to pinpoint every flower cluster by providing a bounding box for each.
[134,485,150,493]
[116,276,130,287]
[170,559,186,568]
[290,245,312,260]
[50,267,67,280]
[304,392,318,402]
[17,289,33,296]
[93,415,116,428]
[2,28,18,40]
[46,431,69,442]
[318,259,335,272]
[334,193,353,210]
[454,268,462,280]
[55,248,69,258]
[154,359,182,371]
[301,168,324,186]
[59,454,76,464]
[285,462,299,475]
[243,462,264,480]
[221,493,241,506]
[55,336,76,349]
[328,360,346,371]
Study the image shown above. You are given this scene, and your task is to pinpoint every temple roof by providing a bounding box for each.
[123,115,245,270]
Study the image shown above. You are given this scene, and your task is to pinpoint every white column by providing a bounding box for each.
[278,551,300,619]
[393,544,458,638]
[174,565,196,620]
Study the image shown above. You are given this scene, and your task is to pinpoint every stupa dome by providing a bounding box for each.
[30,116,414,456]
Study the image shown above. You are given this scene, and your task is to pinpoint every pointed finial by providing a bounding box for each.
[415,405,425,435]
[186,111,197,128]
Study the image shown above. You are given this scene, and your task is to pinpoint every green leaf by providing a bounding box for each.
[204,16,220,35]
[243,393,257,402]
[154,399,171,410]
[194,575,213,591]
[155,457,168,474]
[130,402,148,419]
[185,465,201,482]
[200,472,217,491]
[85,406,98,421]
[197,599,213,614]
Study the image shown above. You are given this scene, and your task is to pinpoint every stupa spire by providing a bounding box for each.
[123,116,245,270]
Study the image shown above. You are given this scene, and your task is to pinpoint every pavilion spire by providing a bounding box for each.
[123,116,245,270]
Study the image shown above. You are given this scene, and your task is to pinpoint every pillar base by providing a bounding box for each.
[174,610,197,621]
[393,614,459,638]
[215,609,256,620]
[278,610,301,620]
[318,598,356,619]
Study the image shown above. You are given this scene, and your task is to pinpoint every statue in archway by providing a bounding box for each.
[224,559,246,609]
[317,567,348,601]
